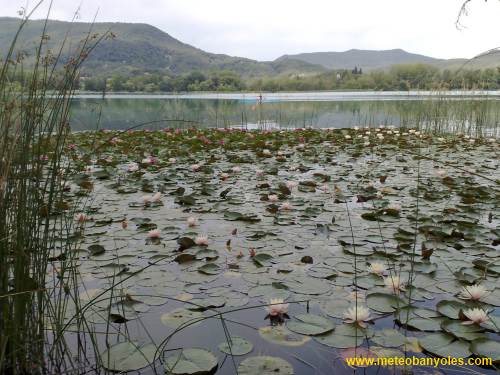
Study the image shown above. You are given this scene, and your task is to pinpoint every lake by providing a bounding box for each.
[70,91,500,136]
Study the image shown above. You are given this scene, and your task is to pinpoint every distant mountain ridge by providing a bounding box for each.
[0,17,498,78]
[277,49,442,70]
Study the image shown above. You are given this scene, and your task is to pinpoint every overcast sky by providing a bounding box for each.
[1,0,499,60]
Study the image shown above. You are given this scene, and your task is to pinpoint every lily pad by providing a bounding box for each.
[470,338,500,363]
[217,336,253,356]
[366,292,406,313]
[164,348,218,375]
[100,341,157,372]
[286,314,335,336]
[258,326,310,347]
[161,308,204,329]
[237,356,294,375]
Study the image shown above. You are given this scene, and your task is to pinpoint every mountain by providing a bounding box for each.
[278,48,499,71]
[0,17,325,77]
[1,17,498,79]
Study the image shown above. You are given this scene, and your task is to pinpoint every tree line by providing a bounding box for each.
[7,63,500,92]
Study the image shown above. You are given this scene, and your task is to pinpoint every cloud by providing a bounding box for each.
[1,0,499,60]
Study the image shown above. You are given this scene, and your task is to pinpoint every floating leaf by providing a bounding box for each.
[238,356,294,375]
[161,308,204,329]
[218,336,253,356]
[371,329,406,347]
[470,338,500,363]
[164,348,218,375]
[100,341,156,372]
[366,293,406,313]
[258,326,310,347]
[286,314,334,336]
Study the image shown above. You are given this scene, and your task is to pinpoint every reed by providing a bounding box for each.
[0,5,108,373]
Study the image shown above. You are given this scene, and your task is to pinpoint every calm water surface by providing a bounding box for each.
[70,91,500,135]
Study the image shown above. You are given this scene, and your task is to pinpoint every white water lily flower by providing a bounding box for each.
[195,235,209,246]
[232,166,241,173]
[386,203,401,212]
[168,158,176,163]
[384,275,406,294]
[367,262,387,276]
[127,163,139,172]
[262,149,272,156]
[265,298,289,317]
[142,192,161,204]
[190,164,201,172]
[256,169,265,177]
[462,308,489,325]
[268,194,279,202]
[343,305,371,328]
[286,181,298,190]
[186,216,198,227]
[459,284,489,301]
[280,202,292,210]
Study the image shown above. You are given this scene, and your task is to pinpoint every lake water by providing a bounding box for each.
[70,91,500,136]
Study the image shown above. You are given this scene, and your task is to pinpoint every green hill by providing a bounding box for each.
[0,17,325,77]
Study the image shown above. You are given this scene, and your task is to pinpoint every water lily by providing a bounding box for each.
[256,169,264,177]
[344,135,351,140]
[142,156,157,165]
[262,149,271,156]
[459,284,489,301]
[142,192,162,205]
[435,169,447,177]
[168,158,176,163]
[268,194,279,202]
[286,181,298,190]
[386,203,401,212]
[190,164,201,172]
[220,172,229,180]
[127,163,139,172]
[195,235,209,246]
[232,166,241,173]
[265,298,289,317]
[186,216,198,227]
[384,275,406,294]
[462,308,489,325]
[147,229,161,239]
[280,202,292,210]
[367,262,387,276]
[76,213,87,223]
[343,305,371,328]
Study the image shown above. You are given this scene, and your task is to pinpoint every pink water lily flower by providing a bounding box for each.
[268,194,279,202]
[265,298,289,317]
[195,235,209,246]
[147,229,161,239]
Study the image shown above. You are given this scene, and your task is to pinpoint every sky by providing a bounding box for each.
[0,0,499,61]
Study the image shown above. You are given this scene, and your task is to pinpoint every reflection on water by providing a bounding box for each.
[70,95,500,136]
